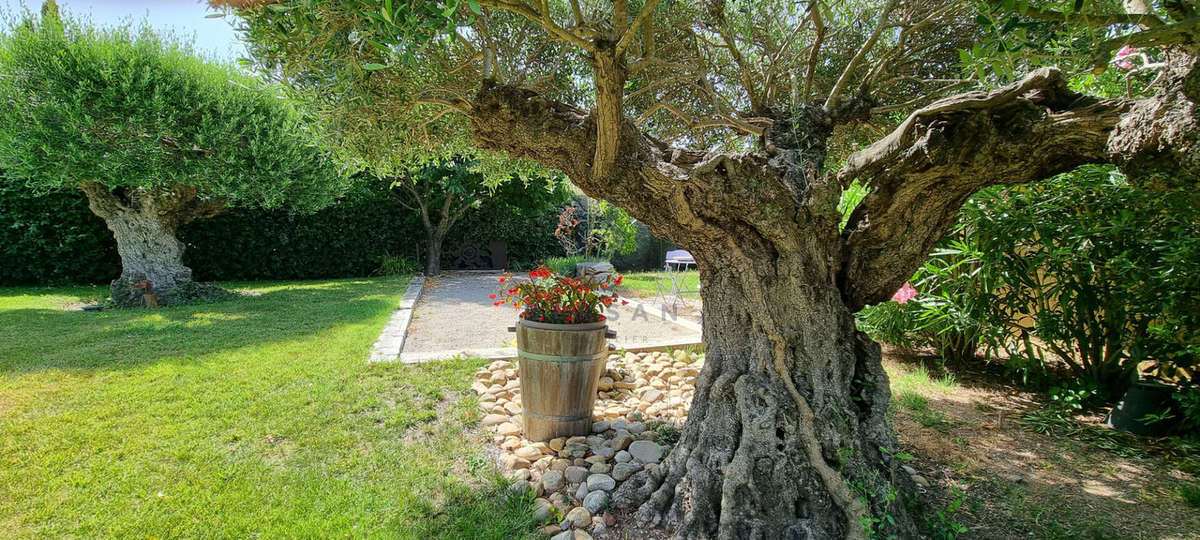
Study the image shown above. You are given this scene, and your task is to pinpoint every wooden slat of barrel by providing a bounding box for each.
[516,320,608,441]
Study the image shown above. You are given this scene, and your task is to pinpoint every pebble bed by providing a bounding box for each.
[471,349,702,539]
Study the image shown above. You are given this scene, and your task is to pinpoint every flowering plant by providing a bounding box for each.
[491,265,626,324]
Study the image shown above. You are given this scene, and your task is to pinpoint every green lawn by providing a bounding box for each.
[0,278,536,539]
[616,270,700,299]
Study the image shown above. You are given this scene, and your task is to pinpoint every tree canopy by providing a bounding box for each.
[0,11,345,211]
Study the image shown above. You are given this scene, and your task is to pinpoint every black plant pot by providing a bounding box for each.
[1106,381,1177,436]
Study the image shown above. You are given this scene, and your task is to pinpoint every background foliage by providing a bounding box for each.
[857,165,1200,424]
[0,177,572,284]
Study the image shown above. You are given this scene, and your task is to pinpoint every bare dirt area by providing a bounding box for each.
[886,350,1200,540]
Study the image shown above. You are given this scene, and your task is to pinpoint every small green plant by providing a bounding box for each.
[1178,482,1200,508]
[648,421,683,449]
[923,487,969,539]
[542,255,605,277]
[1173,387,1200,435]
[376,252,420,276]
[1047,379,1104,413]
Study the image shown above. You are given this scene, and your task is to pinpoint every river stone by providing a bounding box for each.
[515,446,542,460]
[565,506,591,528]
[611,462,640,481]
[592,421,610,433]
[582,490,609,514]
[574,482,589,501]
[589,462,611,474]
[542,470,565,492]
[586,473,616,492]
[592,446,615,459]
[627,421,647,434]
[534,498,554,522]
[609,432,634,451]
[614,450,631,463]
[565,466,589,484]
[481,413,508,426]
[628,440,663,464]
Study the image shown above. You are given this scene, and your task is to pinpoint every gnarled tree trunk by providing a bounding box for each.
[79,181,224,307]
[620,251,910,539]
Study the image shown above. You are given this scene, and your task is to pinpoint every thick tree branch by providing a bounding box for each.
[824,0,899,113]
[615,0,661,56]
[836,68,1129,310]
[986,0,1165,27]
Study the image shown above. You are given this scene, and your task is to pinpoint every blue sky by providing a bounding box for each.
[0,0,245,60]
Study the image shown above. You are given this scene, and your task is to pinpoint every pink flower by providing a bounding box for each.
[891,282,918,304]
[1115,45,1137,69]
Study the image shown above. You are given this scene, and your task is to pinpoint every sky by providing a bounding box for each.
[0,0,246,60]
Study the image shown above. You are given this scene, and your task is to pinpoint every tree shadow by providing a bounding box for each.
[404,475,541,540]
[0,278,406,373]
[899,389,1200,539]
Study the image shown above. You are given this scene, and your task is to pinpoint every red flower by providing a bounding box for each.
[488,293,496,299]
[493,301,502,306]
[614,275,623,286]
[498,276,506,283]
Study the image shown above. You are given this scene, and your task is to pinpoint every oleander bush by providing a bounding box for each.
[858,166,1200,409]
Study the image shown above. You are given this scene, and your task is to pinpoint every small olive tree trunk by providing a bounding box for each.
[79,181,224,306]
[397,178,474,276]
[424,229,445,275]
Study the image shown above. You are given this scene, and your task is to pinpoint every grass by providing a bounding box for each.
[0,278,536,539]
[889,364,956,431]
[615,269,700,298]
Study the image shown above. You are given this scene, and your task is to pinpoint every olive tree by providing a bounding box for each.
[0,4,344,306]
[221,0,1199,536]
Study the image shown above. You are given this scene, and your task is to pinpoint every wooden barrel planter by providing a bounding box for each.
[515,319,609,442]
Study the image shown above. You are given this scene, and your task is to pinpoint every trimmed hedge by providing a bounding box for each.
[0,179,568,285]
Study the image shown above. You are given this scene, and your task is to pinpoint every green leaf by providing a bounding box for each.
[468,0,482,15]
[362,63,388,70]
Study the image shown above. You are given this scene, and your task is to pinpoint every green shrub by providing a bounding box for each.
[542,255,605,277]
[971,166,1199,397]
[858,165,1199,414]
[856,237,1002,363]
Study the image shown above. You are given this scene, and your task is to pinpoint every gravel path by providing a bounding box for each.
[401,271,701,357]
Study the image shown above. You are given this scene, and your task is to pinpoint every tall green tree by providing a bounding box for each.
[221,0,1200,536]
[0,4,345,306]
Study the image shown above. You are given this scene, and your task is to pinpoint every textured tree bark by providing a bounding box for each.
[615,252,913,540]
[425,229,444,275]
[79,182,224,307]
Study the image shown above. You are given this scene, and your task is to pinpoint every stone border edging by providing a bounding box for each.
[367,275,426,364]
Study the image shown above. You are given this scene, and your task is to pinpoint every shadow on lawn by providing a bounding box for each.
[0,279,403,373]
